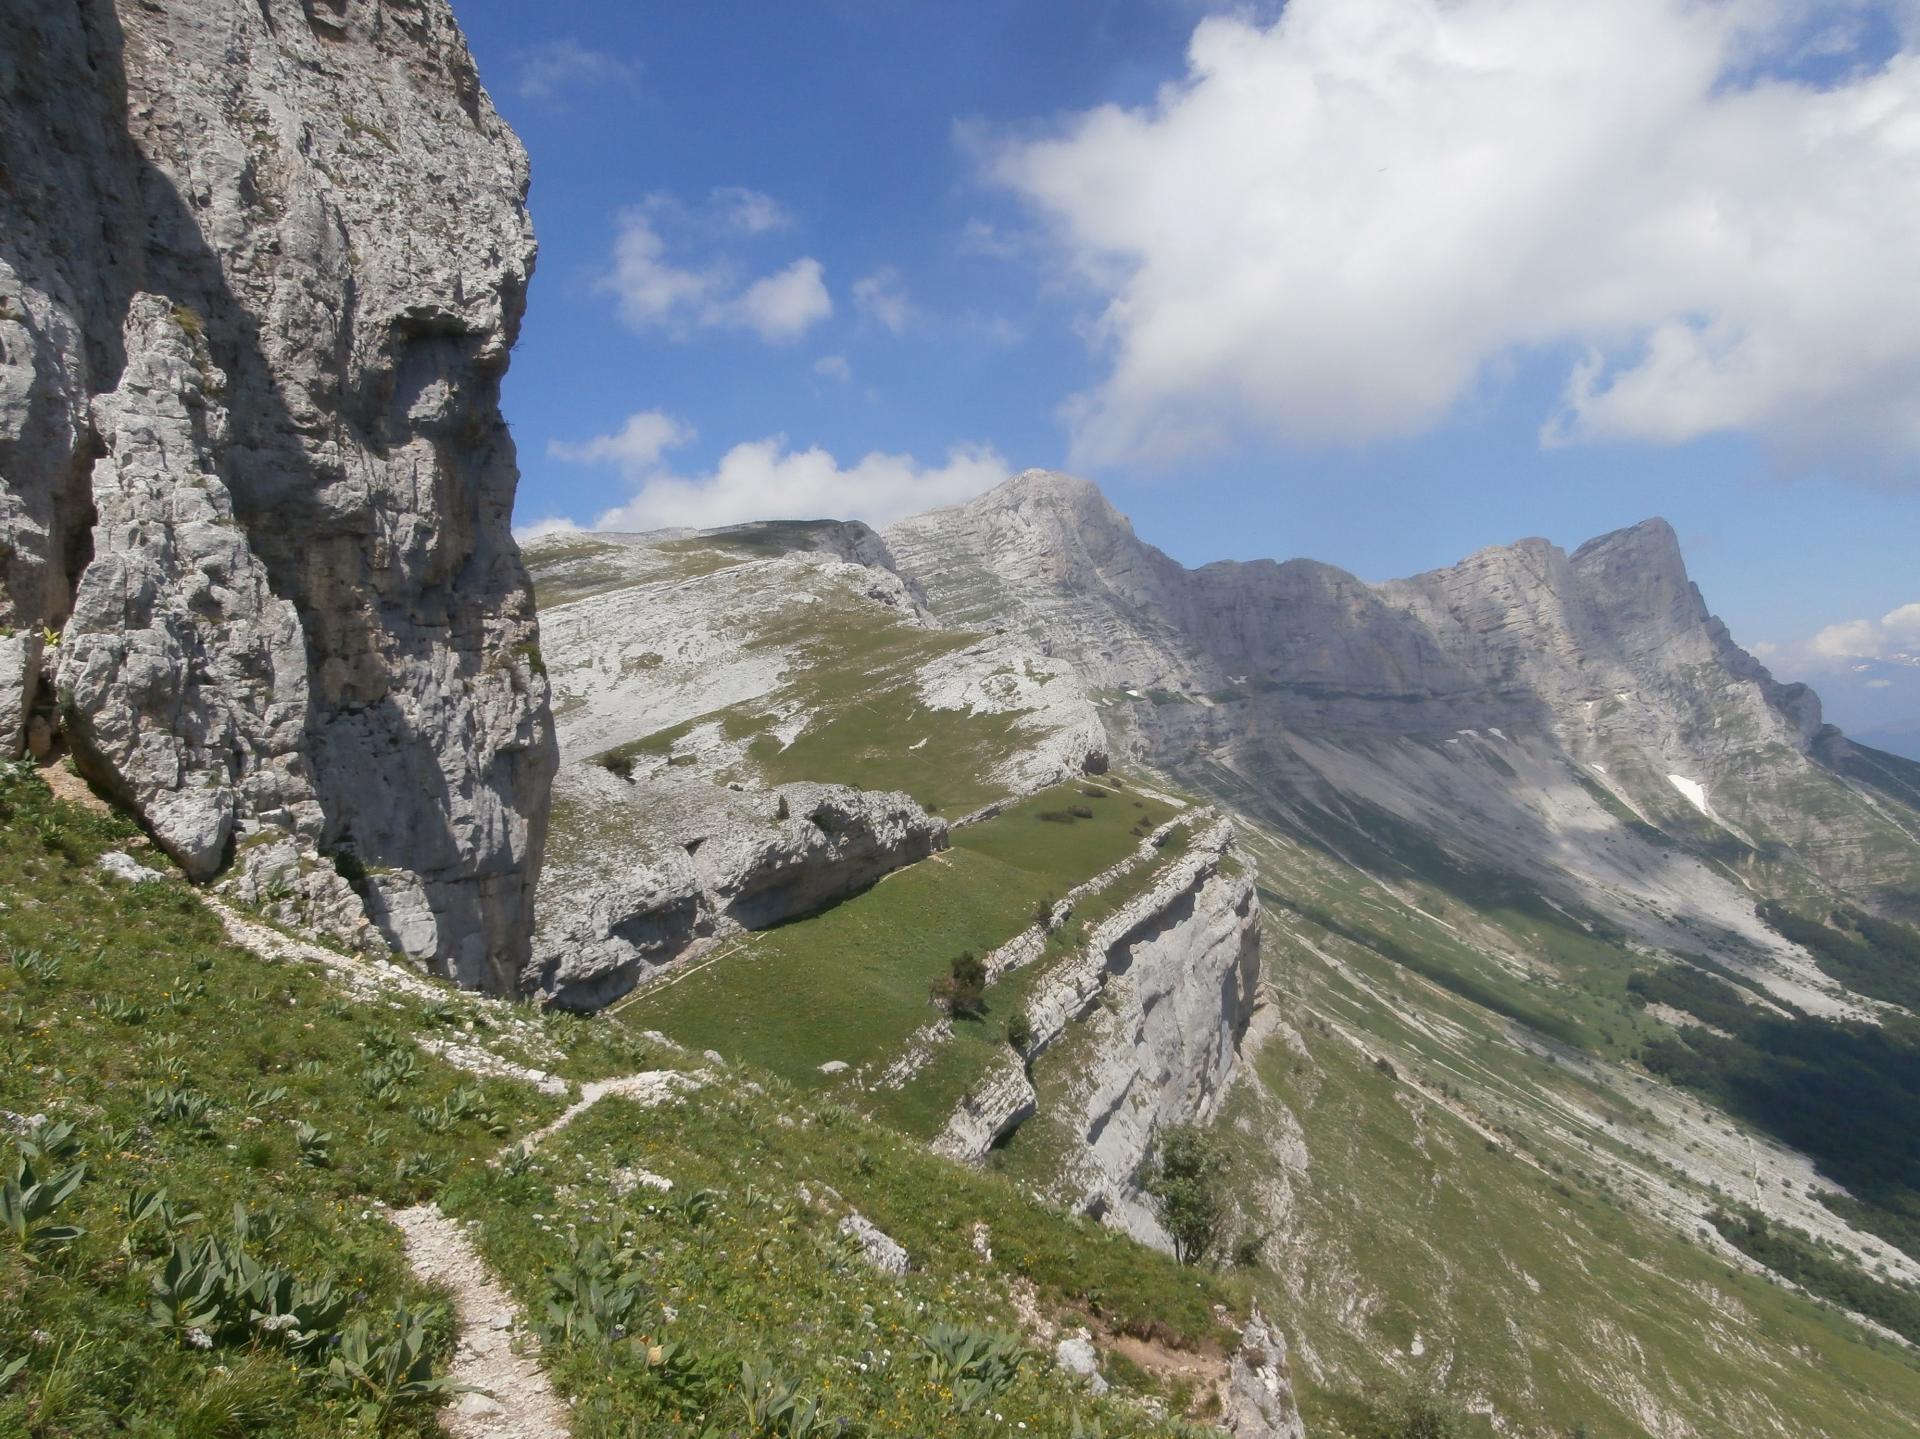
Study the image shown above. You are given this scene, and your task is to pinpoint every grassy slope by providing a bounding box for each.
[2,760,1261,1436]
[0,762,581,1436]
[615,781,1180,1135]
[443,1079,1247,1437]
[1207,807,1920,1437]
[1232,1022,1920,1439]
[556,538,1044,819]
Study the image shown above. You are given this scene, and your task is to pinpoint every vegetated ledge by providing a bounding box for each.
[533,775,950,1010]
[932,813,1262,1244]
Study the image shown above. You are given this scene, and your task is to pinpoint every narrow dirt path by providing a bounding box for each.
[510,1069,707,1157]
[204,896,569,1094]
[204,893,707,1434]
[392,1204,573,1438]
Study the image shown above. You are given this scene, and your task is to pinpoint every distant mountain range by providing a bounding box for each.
[1859,718,1920,762]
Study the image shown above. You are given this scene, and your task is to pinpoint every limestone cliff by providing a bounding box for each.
[536,771,950,1010]
[933,814,1262,1248]
[887,472,1920,949]
[0,0,554,988]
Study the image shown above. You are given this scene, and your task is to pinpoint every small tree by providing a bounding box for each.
[933,950,987,1019]
[1007,1011,1033,1054]
[1144,1124,1225,1266]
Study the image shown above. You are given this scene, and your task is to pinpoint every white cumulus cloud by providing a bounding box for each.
[728,258,833,344]
[513,515,585,543]
[813,354,853,382]
[551,416,1007,531]
[1799,601,1920,662]
[597,207,832,345]
[989,0,1920,473]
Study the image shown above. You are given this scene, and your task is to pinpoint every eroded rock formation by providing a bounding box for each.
[932,814,1262,1244]
[535,771,949,1009]
[0,0,554,987]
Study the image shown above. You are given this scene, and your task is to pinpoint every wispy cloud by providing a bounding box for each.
[852,268,917,335]
[518,39,637,102]
[711,187,793,235]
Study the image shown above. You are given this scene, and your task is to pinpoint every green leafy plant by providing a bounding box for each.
[914,1323,1025,1412]
[537,1233,650,1348]
[391,1150,447,1195]
[144,1207,349,1356]
[666,1185,719,1226]
[97,993,149,1024]
[635,1337,716,1410]
[324,1302,463,1422]
[444,1084,509,1137]
[1,1120,88,1253]
[119,1184,204,1255]
[499,1144,535,1179]
[738,1356,847,1437]
[9,945,62,982]
[292,1121,332,1169]
[146,1084,218,1138]
[242,1083,288,1113]
[412,1101,457,1135]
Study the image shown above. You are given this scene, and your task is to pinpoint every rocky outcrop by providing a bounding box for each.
[0,631,37,759]
[535,769,948,1009]
[0,1,554,988]
[933,817,1262,1246]
[888,475,1819,751]
[1222,1306,1308,1439]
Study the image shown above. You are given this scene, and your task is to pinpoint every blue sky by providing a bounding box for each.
[455,0,1920,745]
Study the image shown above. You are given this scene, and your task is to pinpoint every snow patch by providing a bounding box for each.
[1666,774,1711,816]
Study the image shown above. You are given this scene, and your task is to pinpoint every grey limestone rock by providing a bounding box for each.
[95,850,161,885]
[0,0,555,989]
[887,470,1920,943]
[1053,1334,1108,1394]
[0,630,37,759]
[534,770,948,1009]
[1221,1305,1307,1439]
[836,1212,910,1275]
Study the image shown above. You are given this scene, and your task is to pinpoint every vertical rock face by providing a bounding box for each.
[0,0,555,989]
[889,473,1920,919]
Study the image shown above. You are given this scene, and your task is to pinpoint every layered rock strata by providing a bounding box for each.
[933,816,1261,1244]
[535,769,948,1010]
[0,0,553,987]
[525,524,1109,1006]
[888,472,1920,945]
